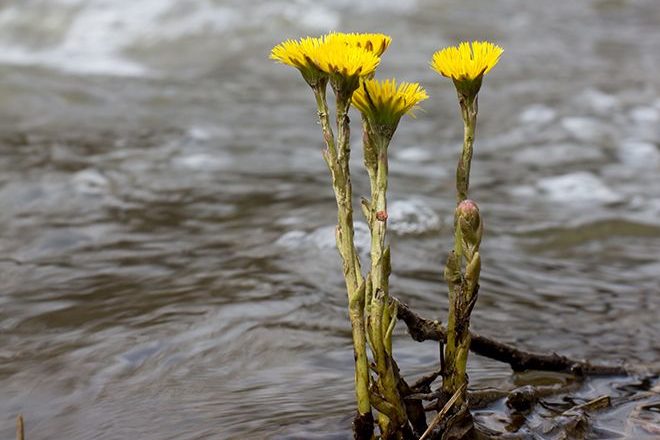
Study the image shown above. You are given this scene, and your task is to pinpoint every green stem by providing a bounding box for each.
[443,93,481,408]
[442,249,462,398]
[313,85,371,421]
[369,136,389,294]
[314,82,338,164]
[362,122,410,437]
[456,95,478,202]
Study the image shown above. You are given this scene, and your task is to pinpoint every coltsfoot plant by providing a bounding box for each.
[430,41,502,436]
[271,33,501,440]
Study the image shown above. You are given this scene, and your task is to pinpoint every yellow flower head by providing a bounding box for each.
[353,78,428,129]
[311,40,380,87]
[431,41,502,80]
[430,41,502,97]
[271,35,381,91]
[326,32,392,56]
[270,36,326,86]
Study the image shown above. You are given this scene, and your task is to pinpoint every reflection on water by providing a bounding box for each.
[0,0,659,438]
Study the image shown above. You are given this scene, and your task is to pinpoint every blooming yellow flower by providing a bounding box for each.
[311,40,380,85]
[270,36,326,85]
[352,78,428,128]
[326,32,392,56]
[271,35,382,90]
[431,41,502,81]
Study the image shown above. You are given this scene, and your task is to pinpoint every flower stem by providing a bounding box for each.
[362,120,410,438]
[456,94,478,202]
[369,135,389,294]
[443,93,482,413]
[313,84,372,425]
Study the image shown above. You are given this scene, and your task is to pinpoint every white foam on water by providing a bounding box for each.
[519,104,556,125]
[394,147,432,162]
[277,199,440,253]
[277,221,370,252]
[0,0,354,76]
[388,199,440,235]
[330,0,417,13]
[535,172,623,205]
[617,140,660,168]
[0,0,175,76]
[514,143,605,167]
[308,225,346,249]
[509,185,537,198]
[578,89,619,114]
[629,106,660,124]
[71,168,111,195]
[560,117,610,143]
[171,153,233,171]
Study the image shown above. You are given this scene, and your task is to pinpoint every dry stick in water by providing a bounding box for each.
[395,298,629,376]
[562,395,612,416]
[16,415,24,440]
[419,384,466,440]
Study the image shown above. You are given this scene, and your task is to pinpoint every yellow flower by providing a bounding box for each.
[270,36,326,85]
[326,32,392,56]
[353,78,428,128]
[311,40,380,85]
[431,41,502,81]
[271,35,381,91]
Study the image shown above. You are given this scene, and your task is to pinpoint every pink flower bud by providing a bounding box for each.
[456,199,480,223]
[456,199,482,249]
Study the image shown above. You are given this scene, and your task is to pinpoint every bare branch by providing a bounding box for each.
[394,297,628,376]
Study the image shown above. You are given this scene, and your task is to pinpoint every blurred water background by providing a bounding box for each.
[0,0,659,438]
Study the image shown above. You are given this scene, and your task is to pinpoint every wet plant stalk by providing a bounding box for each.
[368,139,388,298]
[442,93,482,411]
[455,94,477,203]
[442,222,480,402]
[362,121,410,438]
[313,84,372,427]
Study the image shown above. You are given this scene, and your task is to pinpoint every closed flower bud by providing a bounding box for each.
[456,199,482,254]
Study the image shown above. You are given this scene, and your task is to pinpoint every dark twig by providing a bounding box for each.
[413,383,580,411]
[410,366,443,393]
[506,382,583,412]
[406,391,442,402]
[394,297,628,376]
[439,341,444,379]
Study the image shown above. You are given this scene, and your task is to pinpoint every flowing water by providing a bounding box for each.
[0,0,659,438]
